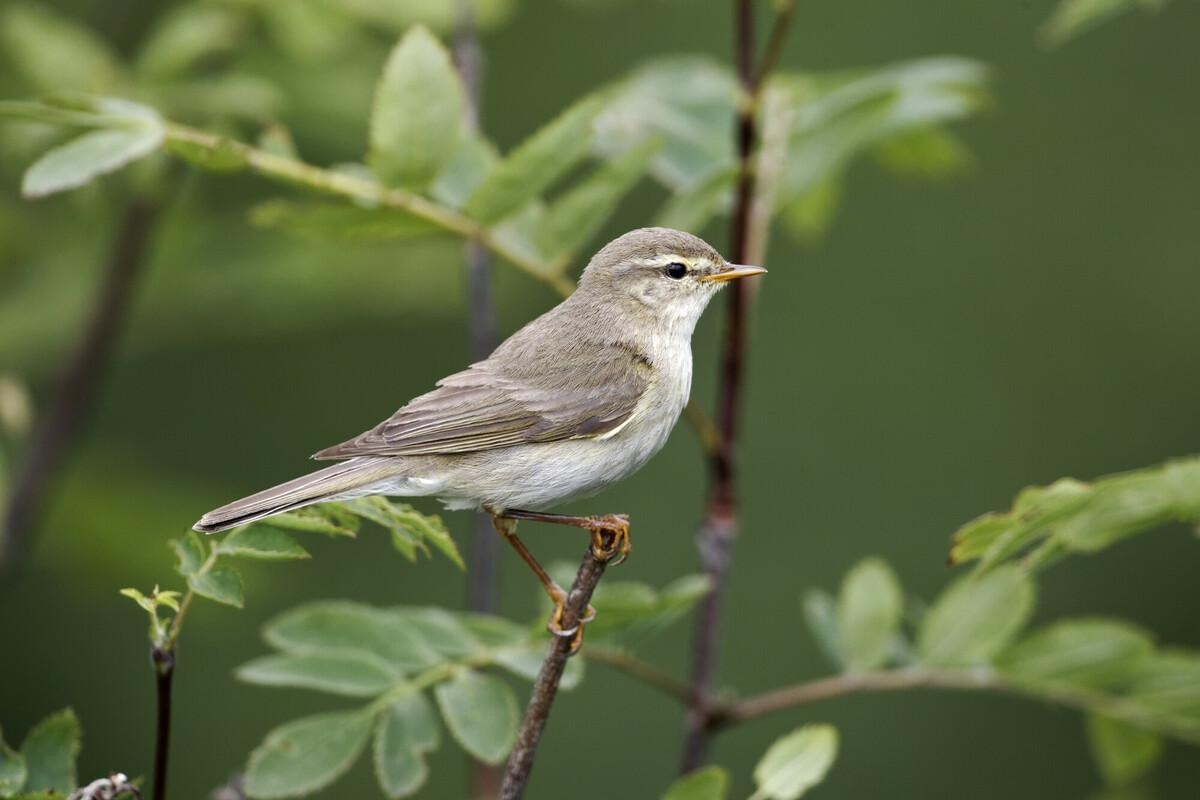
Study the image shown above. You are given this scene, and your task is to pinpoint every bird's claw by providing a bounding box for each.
[588,513,631,565]
[546,587,597,655]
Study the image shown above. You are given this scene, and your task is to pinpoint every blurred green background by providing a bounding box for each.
[2,0,1199,797]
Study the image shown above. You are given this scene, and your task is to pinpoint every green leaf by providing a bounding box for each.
[335,0,516,35]
[373,692,440,798]
[263,601,442,673]
[18,709,79,793]
[134,4,246,80]
[465,96,602,223]
[429,133,497,209]
[392,607,480,659]
[655,165,736,233]
[752,724,839,800]
[219,526,310,561]
[537,137,661,263]
[873,127,972,179]
[0,727,26,796]
[188,564,244,608]
[170,531,206,577]
[1128,651,1200,721]
[917,566,1034,667]
[267,506,360,538]
[663,766,729,800]
[1039,0,1170,48]
[250,199,439,243]
[244,709,374,799]
[368,26,465,189]
[433,670,518,765]
[781,175,843,244]
[835,557,903,672]
[236,652,400,697]
[22,123,165,199]
[344,498,463,568]
[802,589,843,670]
[1086,713,1163,786]
[1,4,122,93]
[997,619,1153,689]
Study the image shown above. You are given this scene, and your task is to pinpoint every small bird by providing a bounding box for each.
[195,227,765,646]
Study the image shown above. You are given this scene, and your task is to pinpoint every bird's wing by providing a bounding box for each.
[311,340,652,459]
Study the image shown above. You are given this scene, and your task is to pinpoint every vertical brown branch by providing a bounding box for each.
[1,196,162,567]
[682,0,796,771]
[499,546,610,800]
[151,645,176,800]
[454,2,502,795]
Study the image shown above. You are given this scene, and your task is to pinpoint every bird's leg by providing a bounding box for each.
[501,509,632,566]
[489,515,596,652]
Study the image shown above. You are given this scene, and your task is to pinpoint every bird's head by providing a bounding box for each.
[577,227,766,330]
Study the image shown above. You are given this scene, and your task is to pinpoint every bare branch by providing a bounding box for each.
[500,545,611,800]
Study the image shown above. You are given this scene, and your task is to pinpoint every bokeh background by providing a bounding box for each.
[2,0,1199,797]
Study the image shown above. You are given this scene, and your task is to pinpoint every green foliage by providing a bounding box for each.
[373,693,439,798]
[368,26,465,190]
[244,709,375,799]
[1087,714,1163,786]
[997,619,1154,689]
[835,557,903,672]
[1039,0,1171,47]
[133,4,246,81]
[917,566,1034,667]
[7,710,79,795]
[949,457,1200,571]
[434,670,518,765]
[751,725,839,800]
[250,200,439,242]
[0,4,122,93]
[662,766,729,800]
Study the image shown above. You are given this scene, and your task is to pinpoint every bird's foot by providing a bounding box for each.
[546,583,597,655]
[587,513,631,566]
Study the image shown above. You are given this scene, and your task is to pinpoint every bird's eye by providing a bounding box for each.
[665,262,688,280]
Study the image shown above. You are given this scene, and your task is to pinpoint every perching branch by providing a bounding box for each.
[682,0,797,771]
[499,544,612,800]
[2,195,164,566]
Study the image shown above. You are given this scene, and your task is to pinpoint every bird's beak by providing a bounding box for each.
[700,263,768,283]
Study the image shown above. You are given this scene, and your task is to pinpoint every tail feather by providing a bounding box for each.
[194,458,391,533]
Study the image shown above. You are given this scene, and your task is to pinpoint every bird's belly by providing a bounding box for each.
[435,404,679,512]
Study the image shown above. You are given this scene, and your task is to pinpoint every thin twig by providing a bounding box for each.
[500,545,611,800]
[454,1,503,794]
[680,0,760,771]
[585,647,697,706]
[150,646,175,800]
[682,0,797,771]
[2,196,164,566]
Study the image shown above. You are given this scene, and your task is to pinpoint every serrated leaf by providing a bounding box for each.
[752,724,839,800]
[429,133,497,209]
[0,727,26,796]
[266,506,360,538]
[1,4,122,93]
[1086,713,1163,786]
[134,4,246,80]
[802,589,843,670]
[264,602,442,673]
[663,766,729,800]
[236,652,400,697]
[188,564,244,608]
[836,557,903,672]
[465,97,602,223]
[368,26,465,189]
[250,199,438,243]
[997,619,1153,689]
[1038,0,1170,48]
[655,165,736,233]
[917,566,1034,667]
[244,709,374,799]
[170,531,206,577]
[345,499,463,568]
[220,526,310,561]
[392,607,481,659]
[373,692,439,799]
[433,670,518,765]
[22,124,165,198]
[19,709,79,793]
[537,137,660,262]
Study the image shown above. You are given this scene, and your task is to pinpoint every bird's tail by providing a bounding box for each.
[193,458,393,533]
